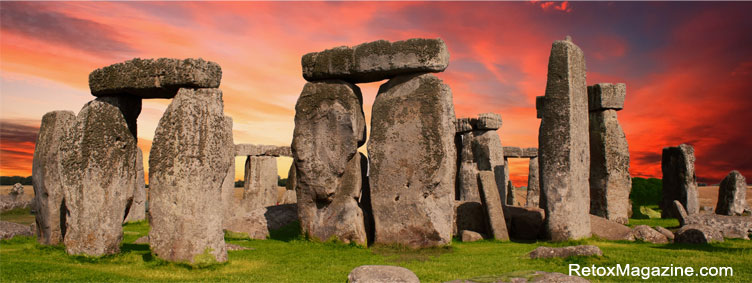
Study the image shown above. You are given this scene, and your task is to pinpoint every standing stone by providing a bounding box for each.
[538,38,591,241]
[368,73,456,248]
[32,110,76,245]
[588,83,631,224]
[477,171,510,241]
[507,180,516,205]
[149,88,233,264]
[124,148,146,222]
[221,133,236,221]
[60,99,137,256]
[457,130,479,202]
[526,156,540,208]
[95,96,141,139]
[715,170,747,216]
[292,80,367,245]
[470,129,506,205]
[285,163,297,191]
[661,144,699,218]
[243,156,279,209]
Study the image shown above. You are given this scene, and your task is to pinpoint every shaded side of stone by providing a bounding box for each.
[477,171,510,241]
[587,83,625,111]
[589,109,631,224]
[526,156,540,208]
[243,156,279,209]
[504,205,545,240]
[715,170,747,216]
[454,201,487,236]
[95,96,141,139]
[675,224,724,244]
[661,144,699,218]
[124,148,146,223]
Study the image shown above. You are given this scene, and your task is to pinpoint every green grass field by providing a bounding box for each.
[2,218,751,282]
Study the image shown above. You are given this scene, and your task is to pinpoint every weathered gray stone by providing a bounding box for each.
[470,131,506,204]
[456,118,473,133]
[631,225,669,244]
[654,226,675,241]
[478,171,510,241]
[302,38,449,84]
[460,230,484,242]
[589,109,631,224]
[716,170,747,216]
[235,144,292,157]
[504,205,545,240]
[502,147,523,158]
[0,221,33,240]
[674,201,752,240]
[124,148,146,223]
[9,183,23,196]
[458,162,480,202]
[526,156,540,208]
[221,136,236,221]
[454,201,487,236]
[523,147,539,157]
[472,113,502,130]
[538,38,591,241]
[60,99,137,256]
[32,110,75,245]
[590,214,634,241]
[0,195,31,213]
[95,96,141,139]
[675,224,724,244]
[89,58,222,98]
[224,204,299,240]
[587,83,625,111]
[368,73,456,248]
[528,245,602,259]
[243,156,279,209]
[535,96,545,119]
[285,163,297,191]
[447,271,589,283]
[348,265,420,283]
[148,88,233,264]
[292,80,367,245]
[661,144,699,218]
[506,180,516,206]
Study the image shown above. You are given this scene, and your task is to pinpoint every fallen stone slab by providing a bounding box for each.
[590,214,634,241]
[235,144,292,157]
[716,170,747,216]
[587,83,626,111]
[503,205,545,240]
[461,230,484,242]
[303,38,449,83]
[446,271,590,283]
[454,201,487,236]
[348,265,419,283]
[0,196,31,213]
[631,225,669,244]
[674,200,752,239]
[478,171,510,241]
[0,221,33,240]
[654,226,675,241]
[528,245,603,259]
[89,58,222,98]
[133,236,148,244]
[675,224,724,244]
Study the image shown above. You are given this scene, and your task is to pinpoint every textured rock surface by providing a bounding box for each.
[456,118,473,133]
[303,38,449,84]
[528,245,603,259]
[32,110,75,245]
[502,146,523,158]
[221,142,236,221]
[461,230,484,242]
[506,180,516,206]
[716,170,747,216]
[457,162,480,202]
[454,201,487,236]
[478,171,510,241]
[538,38,591,241]
[348,265,420,283]
[589,108,631,224]
[89,58,222,98]
[447,271,589,283]
[292,80,367,245]
[285,163,297,191]
[0,196,31,213]
[124,148,146,223]
[535,96,545,119]
[503,205,545,240]
[243,156,279,209]
[631,225,669,244]
[661,144,699,218]
[9,183,23,196]
[674,201,752,240]
[235,144,292,157]
[590,214,634,241]
[587,83,626,111]
[0,221,33,240]
[224,204,299,240]
[60,99,137,256]
[526,156,540,208]
[655,226,675,241]
[675,224,724,244]
[473,113,502,130]
[368,73,456,248]
[470,130,506,203]
[95,96,141,139]
[148,88,233,263]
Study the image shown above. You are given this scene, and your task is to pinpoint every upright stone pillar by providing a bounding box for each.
[32,110,76,245]
[369,73,456,248]
[526,156,540,207]
[124,148,147,222]
[243,155,279,209]
[60,99,137,256]
[537,38,591,241]
[661,144,699,218]
[292,80,367,245]
[456,118,479,202]
[469,113,506,205]
[149,88,233,264]
[715,170,747,216]
[588,83,631,224]
[221,128,236,221]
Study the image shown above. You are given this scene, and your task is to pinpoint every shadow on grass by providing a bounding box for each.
[371,244,453,263]
[121,243,150,253]
[268,221,303,242]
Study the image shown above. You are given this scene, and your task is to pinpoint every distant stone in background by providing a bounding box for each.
[460,230,484,242]
[0,221,33,240]
[221,139,236,221]
[477,171,509,241]
[244,156,279,209]
[9,183,23,196]
[528,245,602,259]
[675,224,724,244]
[60,99,136,256]
[661,144,699,218]
[715,170,747,216]
[148,88,232,264]
[89,58,222,98]
[587,83,625,111]
[224,204,298,240]
[32,110,75,245]
[674,200,752,240]
[235,144,292,157]
[526,156,540,208]
[348,265,420,283]
[285,163,297,191]
[302,38,449,83]
[368,73,456,248]
[124,148,146,223]
[456,118,473,133]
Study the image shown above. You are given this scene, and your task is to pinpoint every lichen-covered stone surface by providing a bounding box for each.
[235,144,292,157]
[472,112,502,130]
[243,156,279,209]
[661,144,699,218]
[675,224,724,244]
[538,39,591,241]
[148,88,233,264]
[124,148,146,223]
[470,130,506,203]
[525,156,540,208]
[528,245,602,259]
[60,99,136,256]
[587,83,626,111]
[477,171,510,241]
[302,38,449,83]
[89,58,222,98]
[32,110,75,245]
[368,73,456,248]
[589,109,631,224]
[715,170,747,216]
[631,225,669,244]
[348,265,420,283]
[292,80,367,245]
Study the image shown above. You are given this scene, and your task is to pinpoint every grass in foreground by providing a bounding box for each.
[2,220,751,282]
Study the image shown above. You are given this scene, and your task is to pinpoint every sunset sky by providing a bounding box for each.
[1,1,751,186]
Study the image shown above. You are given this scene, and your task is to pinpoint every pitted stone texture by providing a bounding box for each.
[32,110,75,245]
[478,171,510,241]
[675,224,724,244]
[590,214,634,241]
[148,88,232,264]
[95,96,141,139]
[302,38,449,84]
[655,226,675,241]
[89,58,222,98]
[504,206,545,240]
[716,170,747,216]
[124,148,146,223]
[674,201,752,240]
[461,230,484,242]
[506,180,516,206]
[472,113,502,130]
[524,147,539,157]
[528,245,602,259]
[631,225,669,244]
[661,144,699,218]
[224,204,299,240]
[221,138,236,221]
[588,83,626,111]
[243,156,279,209]
[589,109,631,224]
[368,73,456,248]
[285,163,297,191]
[458,162,480,202]
[470,131,506,203]
[526,156,540,208]
[292,80,367,245]
[503,146,523,158]
[0,221,33,240]
[235,144,292,157]
[348,265,420,283]
[538,39,591,241]
[60,99,136,256]
[535,96,545,119]
[456,118,473,133]
[454,201,487,236]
